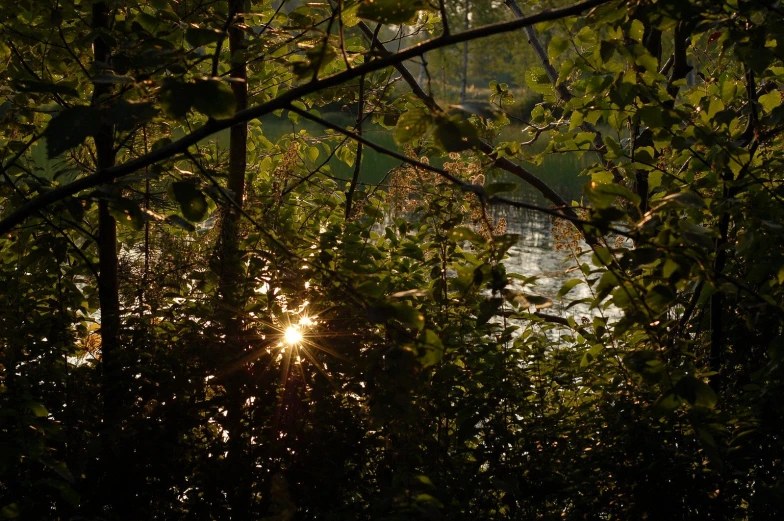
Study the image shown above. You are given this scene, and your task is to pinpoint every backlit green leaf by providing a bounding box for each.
[170,182,208,222]
[394,108,432,144]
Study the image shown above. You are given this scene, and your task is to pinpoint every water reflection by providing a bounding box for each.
[492,200,613,323]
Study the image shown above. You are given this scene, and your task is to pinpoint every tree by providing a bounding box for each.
[1,0,784,519]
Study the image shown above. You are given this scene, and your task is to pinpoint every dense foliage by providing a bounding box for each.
[1,0,784,519]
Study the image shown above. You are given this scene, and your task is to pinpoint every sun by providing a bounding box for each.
[283,326,303,346]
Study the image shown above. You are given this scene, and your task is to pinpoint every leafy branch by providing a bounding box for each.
[0,0,613,235]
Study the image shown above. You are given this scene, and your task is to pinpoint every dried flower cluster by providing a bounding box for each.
[456,157,507,238]
[388,146,438,213]
[389,149,508,237]
[551,208,589,253]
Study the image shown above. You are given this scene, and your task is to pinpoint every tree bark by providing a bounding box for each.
[218,0,251,518]
[460,0,470,102]
[92,1,124,516]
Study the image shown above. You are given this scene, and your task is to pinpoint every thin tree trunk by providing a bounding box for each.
[460,0,470,102]
[709,69,758,391]
[218,0,251,518]
[92,1,123,516]
[345,76,365,219]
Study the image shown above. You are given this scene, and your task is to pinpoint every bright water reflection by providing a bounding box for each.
[492,205,604,322]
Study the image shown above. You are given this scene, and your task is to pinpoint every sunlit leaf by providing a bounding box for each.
[170,182,208,222]
[394,108,432,144]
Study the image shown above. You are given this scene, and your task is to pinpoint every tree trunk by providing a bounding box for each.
[460,0,470,102]
[218,0,251,518]
[92,1,124,516]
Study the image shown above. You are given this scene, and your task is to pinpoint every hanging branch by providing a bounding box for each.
[286,103,618,235]
[504,0,572,102]
[0,0,613,236]
[504,0,608,167]
[355,21,594,243]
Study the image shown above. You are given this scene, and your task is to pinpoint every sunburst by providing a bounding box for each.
[283,325,303,346]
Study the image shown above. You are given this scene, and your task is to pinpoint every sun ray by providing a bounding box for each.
[299,346,341,391]
[273,342,294,433]
[295,355,308,387]
[299,337,350,362]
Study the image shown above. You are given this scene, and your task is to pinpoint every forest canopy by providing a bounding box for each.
[2,0,784,519]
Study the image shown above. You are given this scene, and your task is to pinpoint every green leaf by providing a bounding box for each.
[635,52,659,73]
[597,41,615,64]
[394,108,432,144]
[525,66,553,96]
[390,302,425,330]
[1,504,20,519]
[44,106,102,159]
[159,80,194,119]
[557,278,584,298]
[191,79,237,119]
[356,0,431,24]
[26,401,48,418]
[432,114,479,152]
[170,182,208,222]
[185,27,225,47]
[759,91,781,113]
[104,101,158,131]
[109,199,146,230]
[292,42,338,79]
[0,41,9,63]
[629,19,645,43]
[448,226,485,244]
[548,35,569,61]
[675,375,718,409]
[136,11,164,33]
[653,391,682,415]
[341,3,361,27]
[623,350,659,373]
[586,182,641,209]
[638,106,663,128]
[418,329,444,367]
[160,79,236,120]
